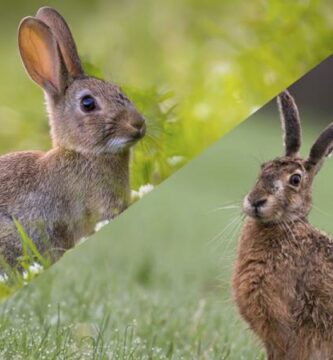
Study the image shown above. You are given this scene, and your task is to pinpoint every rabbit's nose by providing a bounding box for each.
[251,198,267,209]
[128,108,146,138]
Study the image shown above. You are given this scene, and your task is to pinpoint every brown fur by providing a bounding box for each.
[233,91,333,359]
[0,8,145,267]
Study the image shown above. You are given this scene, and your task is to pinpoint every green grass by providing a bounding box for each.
[1,114,333,358]
[0,219,50,299]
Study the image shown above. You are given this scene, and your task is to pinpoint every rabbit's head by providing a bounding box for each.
[243,90,333,223]
[18,7,146,155]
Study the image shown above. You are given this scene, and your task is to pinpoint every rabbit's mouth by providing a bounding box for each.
[104,134,143,154]
[103,137,132,153]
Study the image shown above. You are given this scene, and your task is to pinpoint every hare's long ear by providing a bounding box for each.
[304,123,333,175]
[36,7,84,78]
[277,90,302,158]
[18,17,67,96]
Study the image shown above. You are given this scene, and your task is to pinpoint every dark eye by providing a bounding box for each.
[289,174,302,187]
[80,95,96,112]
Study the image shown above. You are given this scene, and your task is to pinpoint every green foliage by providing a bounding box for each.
[0,0,332,190]
[13,219,50,270]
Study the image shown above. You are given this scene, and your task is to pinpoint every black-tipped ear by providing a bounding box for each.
[277,90,302,158]
[305,123,333,175]
[36,7,84,78]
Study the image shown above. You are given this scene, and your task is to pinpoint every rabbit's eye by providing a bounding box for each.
[80,95,96,112]
[289,174,302,187]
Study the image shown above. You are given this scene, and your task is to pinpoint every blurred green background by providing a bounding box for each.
[0,0,333,188]
[1,70,333,358]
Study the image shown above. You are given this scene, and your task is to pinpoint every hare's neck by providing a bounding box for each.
[240,217,309,247]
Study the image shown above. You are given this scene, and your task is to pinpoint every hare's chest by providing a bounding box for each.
[234,245,295,335]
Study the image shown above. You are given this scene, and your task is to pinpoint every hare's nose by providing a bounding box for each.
[251,198,267,209]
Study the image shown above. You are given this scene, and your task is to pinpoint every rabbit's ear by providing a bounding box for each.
[18,17,67,95]
[277,90,302,158]
[36,7,84,78]
[305,123,333,175]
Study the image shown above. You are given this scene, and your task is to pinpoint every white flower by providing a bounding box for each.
[78,236,88,244]
[29,262,43,275]
[0,273,8,283]
[167,155,185,167]
[138,184,154,198]
[131,184,154,202]
[95,220,110,232]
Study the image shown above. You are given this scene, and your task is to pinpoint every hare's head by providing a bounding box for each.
[244,90,333,223]
[18,7,145,155]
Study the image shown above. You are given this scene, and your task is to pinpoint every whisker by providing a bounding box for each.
[209,205,242,213]
[209,214,243,250]
[312,204,333,218]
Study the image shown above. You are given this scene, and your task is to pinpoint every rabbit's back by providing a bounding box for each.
[0,151,44,205]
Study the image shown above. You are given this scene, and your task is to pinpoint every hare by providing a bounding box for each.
[233,90,333,359]
[0,7,146,267]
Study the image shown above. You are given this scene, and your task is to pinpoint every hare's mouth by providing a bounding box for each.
[243,195,276,222]
[244,207,266,220]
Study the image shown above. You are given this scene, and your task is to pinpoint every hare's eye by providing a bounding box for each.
[80,95,96,112]
[289,174,302,187]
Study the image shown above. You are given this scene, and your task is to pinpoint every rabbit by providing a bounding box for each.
[0,7,146,268]
[232,90,333,359]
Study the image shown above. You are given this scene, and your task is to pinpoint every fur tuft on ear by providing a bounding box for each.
[305,123,333,175]
[36,7,84,78]
[277,90,302,158]
[18,17,67,95]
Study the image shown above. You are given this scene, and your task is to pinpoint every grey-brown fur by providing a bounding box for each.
[0,7,145,267]
[233,90,333,359]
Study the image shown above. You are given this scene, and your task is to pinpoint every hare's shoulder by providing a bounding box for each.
[307,227,333,256]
